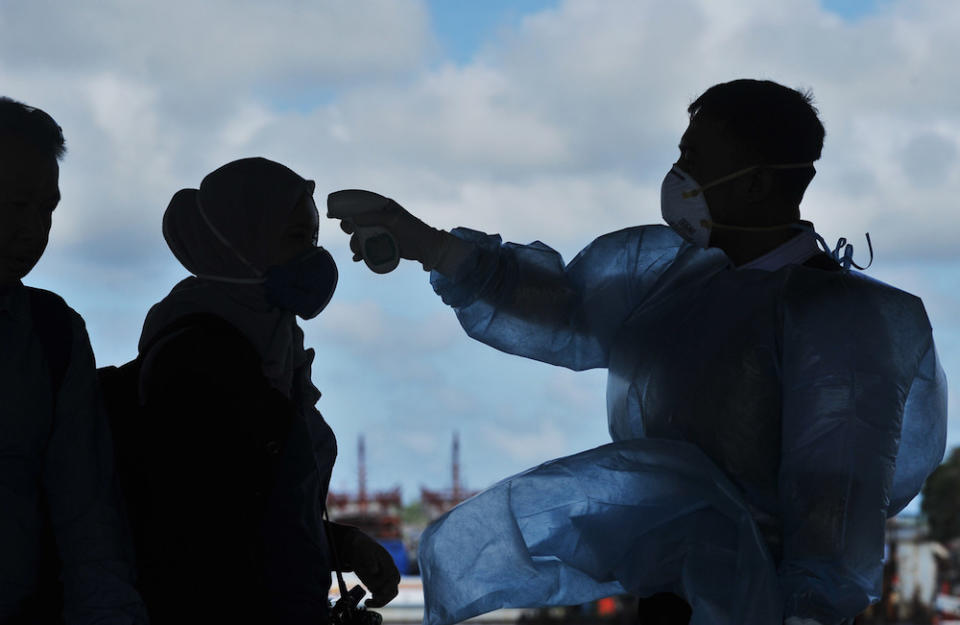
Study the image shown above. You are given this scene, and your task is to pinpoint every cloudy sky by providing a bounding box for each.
[4,0,957,513]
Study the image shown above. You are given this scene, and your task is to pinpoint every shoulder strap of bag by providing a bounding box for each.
[27,288,73,401]
[23,288,73,623]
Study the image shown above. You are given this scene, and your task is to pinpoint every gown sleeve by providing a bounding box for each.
[888,340,948,516]
[429,225,685,371]
[418,439,784,625]
[776,269,945,625]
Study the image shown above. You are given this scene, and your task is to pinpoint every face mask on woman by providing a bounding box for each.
[263,246,338,320]
[192,192,339,319]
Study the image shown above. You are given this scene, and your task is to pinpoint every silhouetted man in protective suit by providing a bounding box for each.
[332,80,948,625]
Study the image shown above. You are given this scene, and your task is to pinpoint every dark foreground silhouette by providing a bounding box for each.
[0,98,148,623]
[98,157,399,624]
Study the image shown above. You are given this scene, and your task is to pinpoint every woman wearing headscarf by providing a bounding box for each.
[132,157,398,624]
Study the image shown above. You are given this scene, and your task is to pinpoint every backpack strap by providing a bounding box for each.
[137,312,238,403]
[140,312,230,357]
[22,288,73,624]
[27,288,73,401]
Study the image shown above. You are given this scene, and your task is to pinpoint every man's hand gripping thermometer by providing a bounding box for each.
[327,190,401,274]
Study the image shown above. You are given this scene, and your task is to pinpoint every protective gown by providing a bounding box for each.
[419,225,947,625]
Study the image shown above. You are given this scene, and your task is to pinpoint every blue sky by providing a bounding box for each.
[3,0,956,519]
[427,0,559,64]
[820,0,889,20]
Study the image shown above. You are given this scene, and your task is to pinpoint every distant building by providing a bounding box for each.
[420,432,479,522]
[326,432,479,576]
[327,488,404,540]
[327,434,403,541]
[882,515,950,623]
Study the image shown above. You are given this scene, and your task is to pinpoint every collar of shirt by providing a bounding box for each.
[0,281,30,323]
[737,228,821,272]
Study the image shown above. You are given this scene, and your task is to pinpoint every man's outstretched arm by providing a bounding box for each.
[332,192,683,370]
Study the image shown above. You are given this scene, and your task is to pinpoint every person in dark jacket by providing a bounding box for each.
[0,96,148,623]
[132,158,399,624]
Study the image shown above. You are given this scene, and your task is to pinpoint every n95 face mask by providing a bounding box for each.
[263,246,338,320]
[192,194,338,319]
[661,166,712,248]
[660,162,816,248]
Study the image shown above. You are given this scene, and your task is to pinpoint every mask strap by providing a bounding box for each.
[194,273,266,285]
[812,230,832,255]
[682,162,815,199]
[195,195,264,279]
[828,233,874,271]
[306,192,320,247]
[705,220,799,232]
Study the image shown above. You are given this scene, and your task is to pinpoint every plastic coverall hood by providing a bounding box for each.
[421,225,947,625]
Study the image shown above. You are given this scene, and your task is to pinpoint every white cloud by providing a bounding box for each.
[1,0,435,266]
[195,0,960,259]
[314,293,460,355]
[11,0,960,270]
[397,430,441,455]
[0,0,433,90]
[545,368,606,413]
[314,298,388,346]
[5,0,960,499]
[480,418,569,465]
[219,103,279,153]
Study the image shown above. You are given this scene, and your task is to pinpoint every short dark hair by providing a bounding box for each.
[0,96,66,160]
[688,79,825,204]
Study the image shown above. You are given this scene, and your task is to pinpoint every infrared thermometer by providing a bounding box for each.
[327,189,401,274]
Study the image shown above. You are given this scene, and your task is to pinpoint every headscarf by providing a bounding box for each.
[139,157,321,405]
